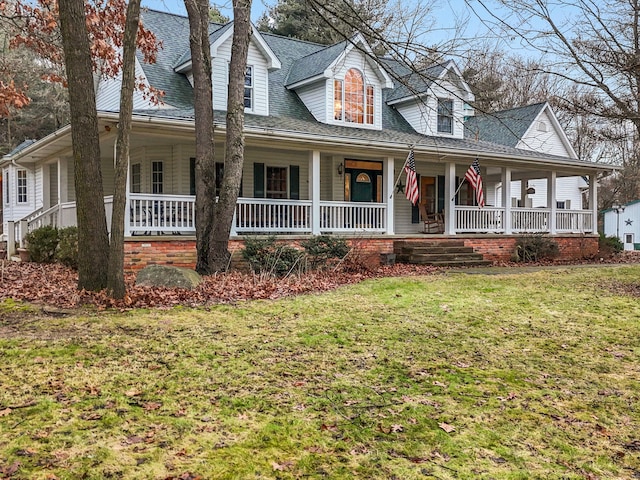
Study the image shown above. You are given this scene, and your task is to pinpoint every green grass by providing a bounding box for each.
[1,266,640,479]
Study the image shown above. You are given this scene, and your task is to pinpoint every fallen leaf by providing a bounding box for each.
[432,381,447,388]
[391,424,404,432]
[143,402,162,411]
[271,460,292,471]
[438,422,455,433]
[0,408,12,417]
[125,388,142,397]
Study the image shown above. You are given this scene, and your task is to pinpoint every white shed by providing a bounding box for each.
[603,200,640,250]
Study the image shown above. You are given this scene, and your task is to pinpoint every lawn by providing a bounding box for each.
[1,265,639,479]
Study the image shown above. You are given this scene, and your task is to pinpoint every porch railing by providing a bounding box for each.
[556,210,594,233]
[455,206,503,233]
[320,201,386,233]
[511,208,550,233]
[234,198,313,233]
[128,193,195,234]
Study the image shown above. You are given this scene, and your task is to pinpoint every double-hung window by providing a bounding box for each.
[244,66,253,110]
[152,161,163,194]
[17,170,27,204]
[437,98,453,134]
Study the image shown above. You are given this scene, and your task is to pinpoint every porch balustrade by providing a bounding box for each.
[319,201,386,233]
[16,194,595,243]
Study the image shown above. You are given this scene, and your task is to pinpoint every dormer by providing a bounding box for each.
[285,34,394,130]
[386,61,474,139]
[174,22,281,116]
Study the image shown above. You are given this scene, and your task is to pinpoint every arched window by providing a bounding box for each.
[334,68,374,125]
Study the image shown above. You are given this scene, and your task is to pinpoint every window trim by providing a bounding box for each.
[4,170,9,205]
[333,68,375,126]
[131,163,141,193]
[244,65,254,111]
[17,169,28,204]
[437,98,454,134]
[151,161,163,195]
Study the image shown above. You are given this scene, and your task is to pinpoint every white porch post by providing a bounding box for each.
[589,173,598,233]
[123,148,131,237]
[444,162,456,234]
[56,158,62,227]
[501,167,512,234]
[310,150,321,235]
[547,171,557,234]
[384,156,394,235]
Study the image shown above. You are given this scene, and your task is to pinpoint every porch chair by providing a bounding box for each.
[418,203,444,234]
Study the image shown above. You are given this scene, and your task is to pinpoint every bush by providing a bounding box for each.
[300,235,350,269]
[56,227,78,269]
[513,234,559,262]
[242,236,305,277]
[25,225,59,263]
[599,233,623,257]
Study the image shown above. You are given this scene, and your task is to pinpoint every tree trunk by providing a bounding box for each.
[184,0,217,275]
[58,0,109,291]
[210,0,252,272]
[107,0,141,299]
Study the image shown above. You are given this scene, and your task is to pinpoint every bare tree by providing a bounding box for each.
[184,0,218,274]
[58,0,110,290]
[107,0,141,298]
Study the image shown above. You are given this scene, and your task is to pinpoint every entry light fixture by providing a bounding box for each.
[526,185,536,195]
[337,163,344,175]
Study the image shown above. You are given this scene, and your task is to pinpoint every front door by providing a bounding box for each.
[344,160,383,203]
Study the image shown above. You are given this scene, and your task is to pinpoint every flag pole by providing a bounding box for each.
[389,145,415,199]
[451,176,466,202]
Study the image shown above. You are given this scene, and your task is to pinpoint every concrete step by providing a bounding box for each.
[407,253,486,263]
[403,246,475,255]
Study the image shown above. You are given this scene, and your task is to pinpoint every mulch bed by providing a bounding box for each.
[1,252,639,310]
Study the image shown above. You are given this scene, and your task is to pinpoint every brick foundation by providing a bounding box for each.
[124,234,599,271]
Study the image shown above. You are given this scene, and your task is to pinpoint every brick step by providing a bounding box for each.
[402,246,475,255]
[399,253,486,263]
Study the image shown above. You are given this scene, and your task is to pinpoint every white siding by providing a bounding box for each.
[212,36,270,116]
[2,165,37,224]
[604,202,640,245]
[242,148,310,199]
[517,110,573,157]
[96,56,171,111]
[394,80,467,139]
[297,82,328,123]
[509,176,585,209]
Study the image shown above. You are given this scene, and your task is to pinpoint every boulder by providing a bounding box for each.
[135,265,202,290]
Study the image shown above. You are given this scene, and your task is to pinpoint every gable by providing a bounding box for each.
[517,108,576,158]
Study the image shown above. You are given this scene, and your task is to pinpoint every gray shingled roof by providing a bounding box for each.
[138,9,195,109]
[3,139,36,159]
[464,103,546,147]
[385,61,451,103]
[127,11,595,169]
[173,22,232,69]
[285,40,349,86]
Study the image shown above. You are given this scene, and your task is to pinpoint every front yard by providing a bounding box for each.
[1,265,640,479]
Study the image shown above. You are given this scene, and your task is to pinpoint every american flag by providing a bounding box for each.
[404,149,419,205]
[464,158,485,207]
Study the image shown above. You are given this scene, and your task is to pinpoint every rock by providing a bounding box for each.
[135,265,202,290]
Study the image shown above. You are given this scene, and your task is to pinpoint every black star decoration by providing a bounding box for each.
[625,218,633,226]
[396,181,405,194]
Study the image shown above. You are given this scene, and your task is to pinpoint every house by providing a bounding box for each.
[0,9,610,268]
[603,201,640,250]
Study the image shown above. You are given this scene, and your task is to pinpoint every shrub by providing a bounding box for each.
[56,227,79,269]
[513,234,559,262]
[598,233,623,257]
[242,236,305,277]
[300,235,350,269]
[25,225,59,263]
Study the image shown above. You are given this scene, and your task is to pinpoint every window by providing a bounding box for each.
[333,68,374,125]
[131,164,141,193]
[17,170,27,204]
[537,121,548,132]
[437,98,453,134]
[556,201,565,209]
[244,66,253,110]
[152,161,163,194]
[334,80,343,120]
[625,233,634,244]
[266,166,287,199]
